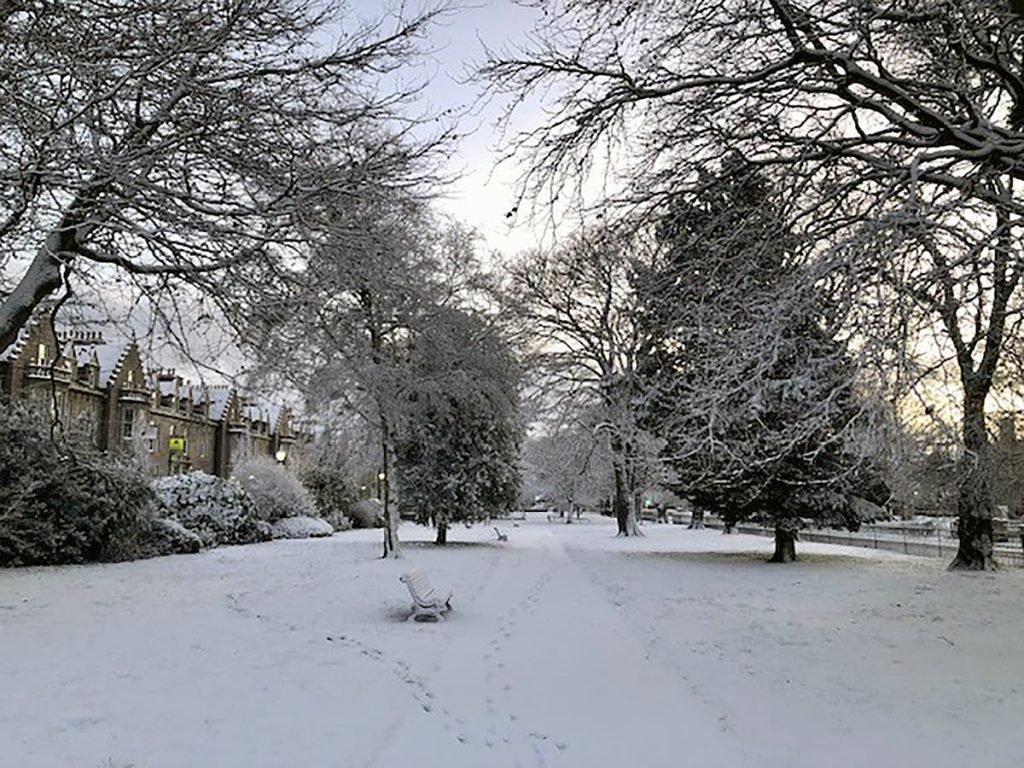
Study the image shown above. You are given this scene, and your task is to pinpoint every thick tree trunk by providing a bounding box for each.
[945,208,1014,568]
[608,435,641,535]
[625,501,642,536]
[950,387,996,570]
[0,231,71,352]
[622,493,638,536]
[950,514,994,570]
[0,182,113,351]
[687,508,705,529]
[613,464,631,535]
[435,521,448,545]
[770,520,799,563]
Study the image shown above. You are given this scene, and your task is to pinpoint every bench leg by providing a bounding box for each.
[408,607,443,622]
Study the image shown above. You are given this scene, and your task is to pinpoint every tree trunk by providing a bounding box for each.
[612,468,642,536]
[0,231,71,352]
[945,206,1013,569]
[435,520,448,545]
[688,508,705,529]
[625,488,642,536]
[0,180,114,352]
[379,418,401,559]
[609,434,642,535]
[613,463,631,535]
[950,387,996,570]
[770,519,799,563]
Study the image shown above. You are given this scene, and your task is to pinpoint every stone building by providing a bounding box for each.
[991,413,1024,517]
[1,318,302,478]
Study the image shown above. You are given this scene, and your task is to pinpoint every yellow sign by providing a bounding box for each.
[168,436,186,453]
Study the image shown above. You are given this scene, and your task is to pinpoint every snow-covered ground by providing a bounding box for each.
[1,518,1021,768]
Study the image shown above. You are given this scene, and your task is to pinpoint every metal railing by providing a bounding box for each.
[681,516,1024,568]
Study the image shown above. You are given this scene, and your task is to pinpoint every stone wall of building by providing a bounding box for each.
[1,319,303,479]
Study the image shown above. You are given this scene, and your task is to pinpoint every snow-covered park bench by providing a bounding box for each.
[399,569,453,622]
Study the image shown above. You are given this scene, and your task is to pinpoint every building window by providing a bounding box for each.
[127,368,134,386]
[36,343,46,365]
[145,424,158,453]
[121,408,135,439]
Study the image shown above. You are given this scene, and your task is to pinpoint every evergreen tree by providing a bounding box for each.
[635,156,887,561]
[395,308,522,544]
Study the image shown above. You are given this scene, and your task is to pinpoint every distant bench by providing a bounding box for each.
[399,569,453,622]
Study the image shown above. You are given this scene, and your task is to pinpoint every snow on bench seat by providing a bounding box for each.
[399,569,453,622]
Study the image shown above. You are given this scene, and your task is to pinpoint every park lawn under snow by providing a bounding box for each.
[1,518,1021,768]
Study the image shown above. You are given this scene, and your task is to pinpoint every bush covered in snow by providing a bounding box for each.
[0,406,156,566]
[233,455,319,523]
[271,516,334,539]
[153,471,271,547]
[138,518,204,556]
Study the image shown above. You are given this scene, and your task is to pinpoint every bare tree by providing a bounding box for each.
[504,225,656,535]
[484,0,1024,569]
[245,190,498,557]
[245,190,430,557]
[0,0,451,351]
[521,416,615,519]
[843,190,1024,568]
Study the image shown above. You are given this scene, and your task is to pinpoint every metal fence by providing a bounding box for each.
[693,518,1024,568]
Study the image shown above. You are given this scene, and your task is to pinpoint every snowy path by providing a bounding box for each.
[1,519,1022,768]
[366,526,747,767]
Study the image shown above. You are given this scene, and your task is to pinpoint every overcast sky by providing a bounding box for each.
[354,0,548,257]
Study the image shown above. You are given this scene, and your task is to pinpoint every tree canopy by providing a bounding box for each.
[485,0,1024,568]
[0,0,450,351]
[396,307,523,544]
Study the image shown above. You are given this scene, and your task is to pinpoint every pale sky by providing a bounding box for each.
[353,0,549,258]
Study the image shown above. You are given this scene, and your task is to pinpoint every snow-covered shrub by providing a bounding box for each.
[349,498,384,529]
[138,518,203,556]
[153,471,271,547]
[233,455,319,522]
[271,516,334,539]
[298,464,354,531]
[0,406,156,566]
